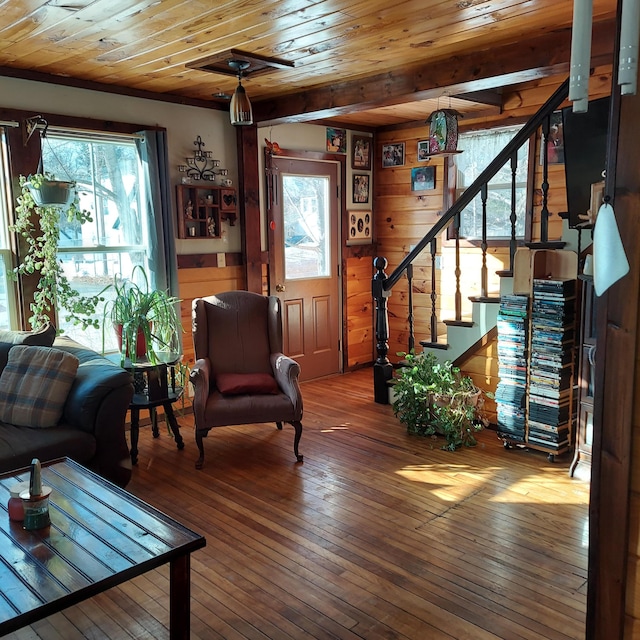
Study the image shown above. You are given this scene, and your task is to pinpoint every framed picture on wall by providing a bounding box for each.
[418,140,430,161]
[346,210,372,246]
[353,174,370,203]
[411,166,435,191]
[351,134,372,170]
[326,127,347,153]
[382,143,404,167]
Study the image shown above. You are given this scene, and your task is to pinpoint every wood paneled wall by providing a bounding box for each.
[177,264,246,370]
[374,69,612,368]
[345,256,374,368]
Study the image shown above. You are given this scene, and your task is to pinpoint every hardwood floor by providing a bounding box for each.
[7,368,589,640]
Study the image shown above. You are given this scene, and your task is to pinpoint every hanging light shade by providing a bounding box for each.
[425,108,462,155]
[568,0,593,113]
[228,60,253,126]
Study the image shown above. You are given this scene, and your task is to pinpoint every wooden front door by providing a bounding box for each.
[269,156,341,381]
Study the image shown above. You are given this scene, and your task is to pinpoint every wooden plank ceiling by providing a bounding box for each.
[0,0,617,128]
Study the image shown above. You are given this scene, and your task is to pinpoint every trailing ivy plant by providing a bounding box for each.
[11,173,108,330]
[392,350,489,451]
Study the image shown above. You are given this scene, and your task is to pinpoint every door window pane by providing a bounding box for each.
[282,174,331,280]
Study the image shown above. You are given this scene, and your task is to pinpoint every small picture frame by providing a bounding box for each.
[417,140,430,161]
[382,143,405,167]
[352,174,370,203]
[326,127,347,153]
[351,134,372,170]
[347,210,372,245]
[411,166,435,191]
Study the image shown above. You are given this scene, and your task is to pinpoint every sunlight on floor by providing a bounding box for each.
[489,469,589,505]
[396,463,498,502]
[396,462,590,505]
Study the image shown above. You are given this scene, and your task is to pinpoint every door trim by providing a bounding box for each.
[265,147,347,374]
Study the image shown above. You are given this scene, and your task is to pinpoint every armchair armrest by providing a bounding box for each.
[271,353,303,419]
[190,357,212,428]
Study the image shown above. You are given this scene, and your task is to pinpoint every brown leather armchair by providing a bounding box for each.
[190,291,304,469]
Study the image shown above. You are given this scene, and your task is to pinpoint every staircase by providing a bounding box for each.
[372,78,572,404]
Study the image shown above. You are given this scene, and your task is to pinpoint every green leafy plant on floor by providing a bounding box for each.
[11,173,108,330]
[392,350,490,451]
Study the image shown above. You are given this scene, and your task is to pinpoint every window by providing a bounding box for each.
[456,125,529,240]
[41,132,150,352]
[0,128,18,330]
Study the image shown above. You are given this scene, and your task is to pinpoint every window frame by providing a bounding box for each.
[444,121,535,247]
[2,109,166,332]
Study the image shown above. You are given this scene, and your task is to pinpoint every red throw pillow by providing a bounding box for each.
[216,372,279,396]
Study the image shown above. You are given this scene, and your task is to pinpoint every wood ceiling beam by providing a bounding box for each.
[455,90,503,108]
[253,19,616,126]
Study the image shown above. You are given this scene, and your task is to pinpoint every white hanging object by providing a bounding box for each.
[593,202,630,296]
[619,0,640,95]
[569,0,593,113]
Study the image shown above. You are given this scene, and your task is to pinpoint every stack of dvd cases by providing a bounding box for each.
[527,278,576,452]
[495,294,530,442]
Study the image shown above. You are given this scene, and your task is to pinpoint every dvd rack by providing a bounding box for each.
[495,294,530,443]
[526,277,576,457]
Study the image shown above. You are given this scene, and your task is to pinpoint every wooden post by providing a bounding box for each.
[235,125,263,293]
[372,256,393,404]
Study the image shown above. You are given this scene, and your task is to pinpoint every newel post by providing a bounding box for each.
[372,256,393,404]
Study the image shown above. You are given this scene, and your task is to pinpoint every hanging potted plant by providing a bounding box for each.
[104,265,182,365]
[23,173,75,207]
[11,173,108,330]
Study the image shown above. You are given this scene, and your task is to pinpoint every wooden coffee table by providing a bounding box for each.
[0,458,206,638]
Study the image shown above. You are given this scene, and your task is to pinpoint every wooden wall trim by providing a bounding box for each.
[588,13,636,635]
[177,253,242,269]
[236,126,262,293]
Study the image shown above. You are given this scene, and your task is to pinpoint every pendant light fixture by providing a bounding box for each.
[425,108,463,156]
[229,59,253,126]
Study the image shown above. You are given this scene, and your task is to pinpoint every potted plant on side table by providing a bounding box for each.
[392,350,490,451]
[103,266,185,463]
[104,265,182,365]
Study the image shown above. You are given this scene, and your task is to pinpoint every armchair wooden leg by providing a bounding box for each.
[195,430,205,470]
[291,421,303,462]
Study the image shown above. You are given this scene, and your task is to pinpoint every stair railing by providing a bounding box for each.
[372,78,570,403]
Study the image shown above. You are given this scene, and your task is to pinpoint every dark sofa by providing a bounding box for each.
[0,335,134,487]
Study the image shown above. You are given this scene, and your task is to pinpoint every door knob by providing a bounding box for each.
[276,283,286,292]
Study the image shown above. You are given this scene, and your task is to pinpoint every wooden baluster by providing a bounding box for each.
[540,115,550,243]
[480,182,488,298]
[430,238,438,342]
[454,214,462,321]
[509,150,518,272]
[406,262,414,354]
[372,256,392,404]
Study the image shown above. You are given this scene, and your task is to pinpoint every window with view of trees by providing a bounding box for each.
[0,128,18,330]
[41,132,150,352]
[456,125,529,240]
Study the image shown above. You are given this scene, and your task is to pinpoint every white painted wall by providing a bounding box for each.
[0,76,240,253]
[0,77,375,256]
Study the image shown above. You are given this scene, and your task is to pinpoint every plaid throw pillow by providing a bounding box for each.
[0,346,79,428]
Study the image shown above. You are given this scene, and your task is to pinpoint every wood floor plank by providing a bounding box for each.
[5,368,589,639]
